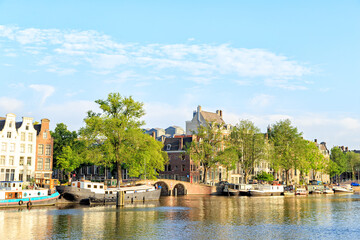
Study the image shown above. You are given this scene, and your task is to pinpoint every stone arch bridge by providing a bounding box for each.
[136,179,217,196]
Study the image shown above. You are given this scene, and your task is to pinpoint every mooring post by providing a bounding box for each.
[116,191,124,207]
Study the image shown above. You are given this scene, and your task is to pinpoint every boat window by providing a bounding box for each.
[87,185,91,188]
[94,185,97,189]
[105,191,108,194]
[72,183,75,186]
[24,193,27,197]
[38,192,41,196]
[100,185,103,189]
[110,191,112,194]
[13,183,15,187]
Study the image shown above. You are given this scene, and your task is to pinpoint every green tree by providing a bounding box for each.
[330,147,347,183]
[187,122,223,184]
[304,141,326,181]
[80,93,167,186]
[51,123,78,170]
[216,146,239,181]
[255,171,274,182]
[269,119,303,185]
[56,146,82,183]
[346,151,360,180]
[229,120,265,184]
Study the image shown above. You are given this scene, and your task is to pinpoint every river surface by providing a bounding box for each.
[1,194,360,239]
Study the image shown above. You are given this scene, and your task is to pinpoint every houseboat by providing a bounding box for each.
[60,180,161,205]
[0,181,60,208]
[248,184,284,196]
[222,183,239,196]
[295,187,308,195]
[323,187,334,194]
[238,184,252,196]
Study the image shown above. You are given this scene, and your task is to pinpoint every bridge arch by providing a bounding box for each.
[155,181,170,196]
[173,183,186,196]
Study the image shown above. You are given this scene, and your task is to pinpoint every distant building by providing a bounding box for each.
[165,126,184,137]
[0,113,54,185]
[186,105,231,135]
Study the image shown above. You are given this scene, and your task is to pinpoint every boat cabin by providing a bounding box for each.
[0,181,23,191]
[71,181,106,194]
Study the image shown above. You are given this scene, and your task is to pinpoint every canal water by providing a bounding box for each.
[1,194,360,239]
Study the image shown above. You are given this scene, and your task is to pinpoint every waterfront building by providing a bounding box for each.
[0,113,54,184]
[159,135,201,183]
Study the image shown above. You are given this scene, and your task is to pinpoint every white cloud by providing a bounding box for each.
[29,84,55,104]
[0,25,313,90]
[250,94,274,108]
[0,97,24,113]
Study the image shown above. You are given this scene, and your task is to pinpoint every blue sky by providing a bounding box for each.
[0,1,359,149]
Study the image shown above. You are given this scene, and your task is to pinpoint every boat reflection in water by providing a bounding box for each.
[0,194,360,239]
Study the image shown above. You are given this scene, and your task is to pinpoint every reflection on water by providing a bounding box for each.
[1,195,360,239]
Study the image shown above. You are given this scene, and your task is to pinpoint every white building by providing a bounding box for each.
[0,113,37,182]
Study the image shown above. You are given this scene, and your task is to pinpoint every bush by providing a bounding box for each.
[255,171,274,182]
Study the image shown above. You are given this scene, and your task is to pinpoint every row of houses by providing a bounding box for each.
[0,113,54,187]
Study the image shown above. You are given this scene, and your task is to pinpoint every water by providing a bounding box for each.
[1,195,360,239]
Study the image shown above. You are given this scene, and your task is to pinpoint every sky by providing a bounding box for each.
[0,0,359,149]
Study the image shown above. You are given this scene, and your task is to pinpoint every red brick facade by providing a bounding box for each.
[34,119,54,186]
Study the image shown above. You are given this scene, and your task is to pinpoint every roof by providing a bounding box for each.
[163,137,193,151]
[0,120,5,131]
[34,124,41,135]
[200,111,225,124]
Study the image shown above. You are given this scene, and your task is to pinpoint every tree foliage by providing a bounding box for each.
[228,120,265,184]
[187,122,223,183]
[79,93,167,186]
[255,171,275,182]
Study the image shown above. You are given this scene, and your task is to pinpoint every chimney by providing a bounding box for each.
[314,139,317,143]
[216,110,220,115]
[219,110,222,117]
[151,131,156,139]
[345,147,349,152]
[197,105,201,122]
[197,105,202,112]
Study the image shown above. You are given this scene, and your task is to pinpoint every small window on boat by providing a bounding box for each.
[110,191,112,194]
[24,193,27,197]
[72,183,75,186]
[105,191,108,194]
[38,192,41,196]
[13,183,15,187]
[94,185,97,189]
[100,185,103,189]
[87,185,91,188]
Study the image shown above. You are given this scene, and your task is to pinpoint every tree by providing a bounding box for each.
[80,93,167,186]
[56,146,82,183]
[216,146,239,181]
[305,141,326,181]
[268,119,303,185]
[187,122,223,184]
[346,151,360,180]
[255,171,274,182]
[330,147,347,183]
[229,120,265,184]
[51,123,78,170]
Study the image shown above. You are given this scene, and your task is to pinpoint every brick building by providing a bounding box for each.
[159,135,201,183]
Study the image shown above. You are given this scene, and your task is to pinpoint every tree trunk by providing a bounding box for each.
[117,161,122,188]
[285,169,289,185]
[244,171,248,184]
[203,167,207,184]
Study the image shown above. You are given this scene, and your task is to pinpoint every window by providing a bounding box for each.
[45,145,51,156]
[167,144,171,150]
[9,122,12,128]
[44,173,50,179]
[19,172,23,181]
[182,165,185,171]
[1,143,6,152]
[45,158,51,170]
[10,143,15,152]
[27,157,31,166]
[28,133,33,141]
[25,125,29,130]
[20,144,25,153]
[10,169,15,181]
[87,185,91,188]
[94,185,97,189]
[38,144,44,155]
[9,156,14,165]
[37,158,43,170]
[7,132,11,138]
[21,132,25,141]
[0,156,5,165]
[43,131,47,139]
[19,157,24,166]
[0,169,4,181]
[28,144,32,153]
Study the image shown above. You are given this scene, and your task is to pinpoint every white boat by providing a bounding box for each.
[238,184,252,196]
[295,187,308,195]
[0,181,59,208]
[248,184,284,196]
[59,180,161,204]
[333,185,353,194]
[323,187,334,194]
